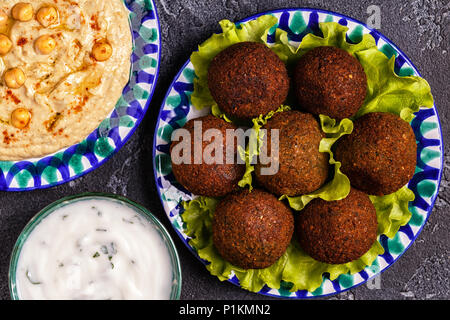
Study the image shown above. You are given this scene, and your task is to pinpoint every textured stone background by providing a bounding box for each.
[0,0,448,300]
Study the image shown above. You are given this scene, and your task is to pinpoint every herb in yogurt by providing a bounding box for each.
[93,242,117,269]
[122,218,134,224]
[91,206,102,217]
[101,245,108,255]
[25,270,41,285]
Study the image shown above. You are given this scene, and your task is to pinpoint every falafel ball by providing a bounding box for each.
[294,46,367,119]
[297,188,378,264]
[255,110,329,196]
[170,115,245,197]
[212,189,294,269]
[208,41,290,120]
[335,112,417,196]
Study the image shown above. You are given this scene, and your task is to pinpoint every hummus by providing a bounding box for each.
[0,0,132,160]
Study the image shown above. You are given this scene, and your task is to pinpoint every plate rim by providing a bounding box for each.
[1,0,162,192]
[152,7,444,298]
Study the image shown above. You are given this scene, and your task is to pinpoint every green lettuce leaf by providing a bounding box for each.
[237,105,292,190]
[268,21,377,66]
[354,50,434,122]
[281,115,353,210]
[211,104,233,123]
[370,185,415,238]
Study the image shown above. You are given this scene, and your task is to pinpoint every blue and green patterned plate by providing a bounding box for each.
[153,8,443,298]
[0,0,160,191]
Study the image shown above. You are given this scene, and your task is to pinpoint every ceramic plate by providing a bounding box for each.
[0,0,160,191]
[153,8,443,298]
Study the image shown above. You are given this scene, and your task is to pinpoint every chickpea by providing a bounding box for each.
[11,3,34,22]
[35,34,56,55]
[4,68,26,89]
[0,34,12,55]
[92,40,113,62]
[0,11,8,28]
[36,6,59,27]
[11,108,31,129]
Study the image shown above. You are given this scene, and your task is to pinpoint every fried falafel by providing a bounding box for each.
[170,115,245,197]
[255,110,329,196]
[297,188,378,264]
[294,46,367,119]
[212,189,294,269]
[208,41,290,120]
[335,112,417,196]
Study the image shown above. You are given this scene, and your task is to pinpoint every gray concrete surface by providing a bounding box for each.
[0,0,449,300]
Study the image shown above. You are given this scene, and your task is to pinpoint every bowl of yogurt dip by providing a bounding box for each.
[8,193,182,300]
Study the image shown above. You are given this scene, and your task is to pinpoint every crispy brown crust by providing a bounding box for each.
[208,41,290,120]
[294,46,367,119]
[212,189,294,269]
[297,188,378,264]
[170,115,245,197]
[255,110,329,196]
[335,112,417,196]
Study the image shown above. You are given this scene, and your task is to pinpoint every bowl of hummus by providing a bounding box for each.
[0,0,160,190]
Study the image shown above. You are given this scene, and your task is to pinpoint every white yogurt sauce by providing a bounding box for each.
[15,198,175,300]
